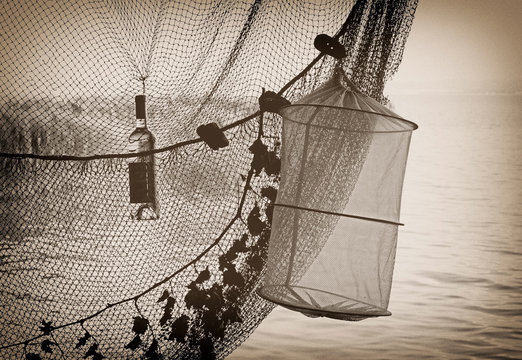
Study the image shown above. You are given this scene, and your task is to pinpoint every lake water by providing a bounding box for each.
[229,92,522,359]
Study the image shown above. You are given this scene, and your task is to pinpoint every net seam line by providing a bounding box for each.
[274,203,404,226]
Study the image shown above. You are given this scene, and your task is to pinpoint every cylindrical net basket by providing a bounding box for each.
[258,75,417,321]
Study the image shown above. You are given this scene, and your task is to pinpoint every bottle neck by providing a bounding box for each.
[135,94,147,128]
[135,118,147,128]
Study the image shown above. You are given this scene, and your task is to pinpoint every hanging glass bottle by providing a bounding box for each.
[128,94,158,220]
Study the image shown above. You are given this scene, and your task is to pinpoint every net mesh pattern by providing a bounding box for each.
[259,74,417,321]
[0,0,417,358]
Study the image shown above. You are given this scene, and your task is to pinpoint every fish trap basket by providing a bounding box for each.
[258,75,417,321]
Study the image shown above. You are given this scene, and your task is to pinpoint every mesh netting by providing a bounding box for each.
[0,0,417,358]
[258,70,417,321]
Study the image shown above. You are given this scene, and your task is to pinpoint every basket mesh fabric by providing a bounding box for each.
[258,69,417,321]
[0,0,417,358]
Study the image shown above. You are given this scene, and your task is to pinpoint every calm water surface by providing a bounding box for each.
[229,92,522,359]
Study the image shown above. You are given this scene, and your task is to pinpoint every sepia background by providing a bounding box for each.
[1,0,520,359]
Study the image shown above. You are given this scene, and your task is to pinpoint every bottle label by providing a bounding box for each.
[129,162,154,203]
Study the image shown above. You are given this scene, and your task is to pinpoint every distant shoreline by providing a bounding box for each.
[387,89,522,96]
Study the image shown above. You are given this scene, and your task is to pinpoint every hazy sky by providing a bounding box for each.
[388,0,522,92]
[3,0,518,99]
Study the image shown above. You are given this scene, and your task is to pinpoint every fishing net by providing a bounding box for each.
[0,0,418,358]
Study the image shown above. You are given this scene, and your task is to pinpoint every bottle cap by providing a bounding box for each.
[135,95,147,119]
